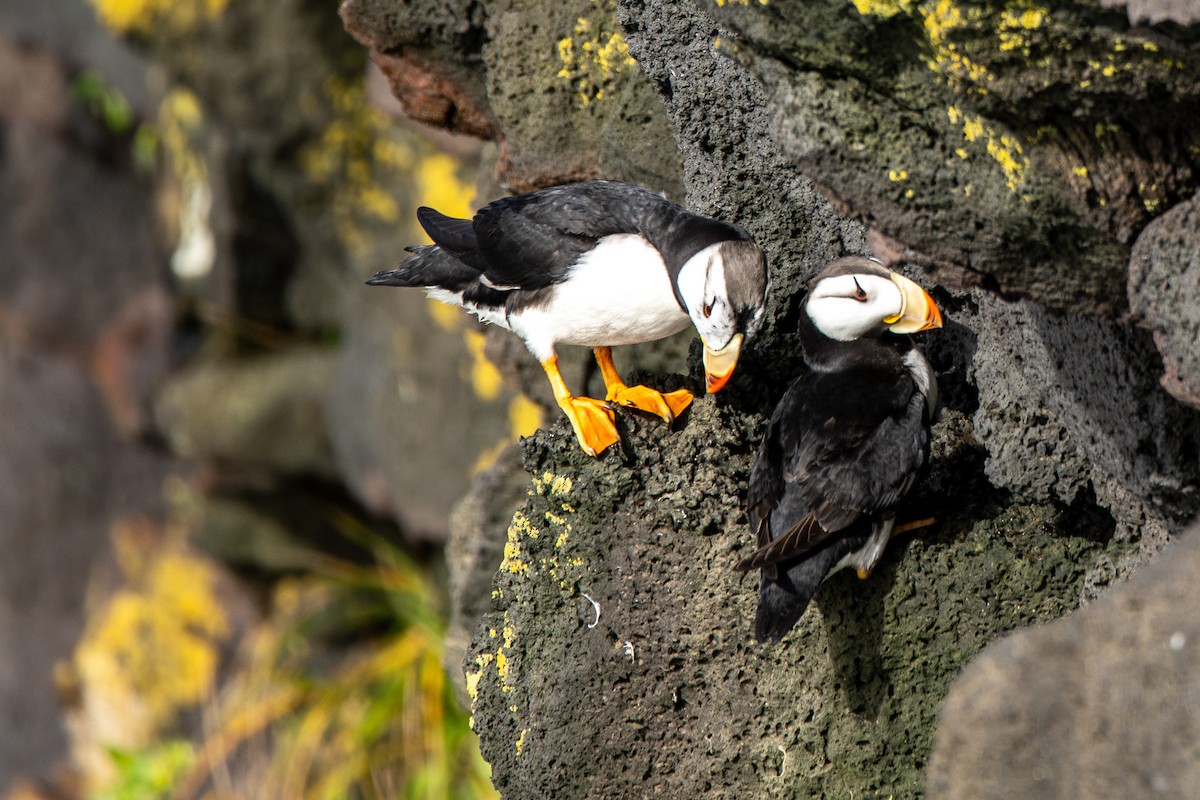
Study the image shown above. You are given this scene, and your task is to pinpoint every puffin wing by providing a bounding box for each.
[741,364,925,571]
[742,368,841,578]
[788,364,925,529]
[735,512,824,573]
[803,372,929,525]
[416,207,489,270]
[472,181,669,290]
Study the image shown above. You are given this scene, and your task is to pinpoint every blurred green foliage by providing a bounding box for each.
[98,741,195,800]
[72,69,133,133]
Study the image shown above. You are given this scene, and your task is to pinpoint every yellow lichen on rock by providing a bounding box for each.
[919,0,991,88]
[534,471,574,498]
[555,1,638,107]
[516,727,530,755]
[997,1,1047,53]
[503,512,539,576]
[951,109,1028,192]
[850,0,917,17]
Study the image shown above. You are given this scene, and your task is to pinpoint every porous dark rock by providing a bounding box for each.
[466,400,1114,799]
[709,0,1200,316]
[341,0,684,194]
[442,443,531,707]
[970,291,1199,562]
[329,0,1200,797]
[1129,195,1200,409]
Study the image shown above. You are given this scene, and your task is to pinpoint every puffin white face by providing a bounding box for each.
[677,241,768,392]
[806,273,902,342]
[805,270,942,342]
[678,244,738,349]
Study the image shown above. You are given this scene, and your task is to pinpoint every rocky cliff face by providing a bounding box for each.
[342,0,1200,797]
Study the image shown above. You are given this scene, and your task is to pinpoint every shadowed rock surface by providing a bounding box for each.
[927,522,1200,800]
[1129,195,1200,409]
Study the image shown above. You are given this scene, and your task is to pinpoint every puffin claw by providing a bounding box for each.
[607,385,694,424]
[559,396,620,456]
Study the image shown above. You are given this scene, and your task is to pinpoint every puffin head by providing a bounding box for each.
[677,238,769,393]
[804,256,942,342]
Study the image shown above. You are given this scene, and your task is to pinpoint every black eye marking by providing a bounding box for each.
[852,278,868,302]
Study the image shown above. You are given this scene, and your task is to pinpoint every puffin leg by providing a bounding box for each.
[593,346,693,424]
[855,517,936,577]
[540,356,620,456]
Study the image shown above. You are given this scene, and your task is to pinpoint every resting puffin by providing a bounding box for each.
[734,256,942,643]
[366,180,769,456]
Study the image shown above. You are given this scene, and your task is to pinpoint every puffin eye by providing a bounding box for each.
[702,301,713,318]
[852,279,868,302]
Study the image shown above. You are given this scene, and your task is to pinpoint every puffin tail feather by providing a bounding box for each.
[416,207,478,254]
[366,245,482,292]
[751,531,870,643]
[754,578,816,644]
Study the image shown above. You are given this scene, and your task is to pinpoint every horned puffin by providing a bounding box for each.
[366,180,769,456]
[735,256,942,643]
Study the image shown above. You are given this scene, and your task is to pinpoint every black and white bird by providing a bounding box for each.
[366,180,769,456]
[735,256,942,643]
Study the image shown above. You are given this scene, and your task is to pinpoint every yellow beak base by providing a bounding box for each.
[703,333,744,394]
[885,274,943,334]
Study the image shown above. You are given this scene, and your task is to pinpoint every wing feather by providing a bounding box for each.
[741,357,929,574]
[472,181,676,290]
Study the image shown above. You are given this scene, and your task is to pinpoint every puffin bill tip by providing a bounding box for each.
[705,371,732,394]
[702,333,744,394]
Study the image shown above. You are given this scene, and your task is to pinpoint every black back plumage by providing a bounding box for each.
[366,180,751,310]
[741,311,933,642]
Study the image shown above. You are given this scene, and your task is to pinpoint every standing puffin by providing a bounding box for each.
[735,256,942,643]
[366,180,769,456]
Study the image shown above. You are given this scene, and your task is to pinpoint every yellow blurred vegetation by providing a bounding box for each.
[172,523,497,800]
[89,0,230,35]
[414,154,477,238]
[300,77,418,257]
[61,495,497,800]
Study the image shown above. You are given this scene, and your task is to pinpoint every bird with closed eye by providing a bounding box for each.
[367,180,769,456]
[736,256,942,643]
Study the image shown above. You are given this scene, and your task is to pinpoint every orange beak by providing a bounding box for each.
[703,334,744,394]
[883,273,943,334]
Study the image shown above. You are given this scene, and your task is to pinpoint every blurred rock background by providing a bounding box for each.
[1,0,1198,799]
[0,0,522,795]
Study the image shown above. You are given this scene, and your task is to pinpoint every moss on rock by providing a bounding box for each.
[466,398,1127,798]
[710,0,1200,315]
